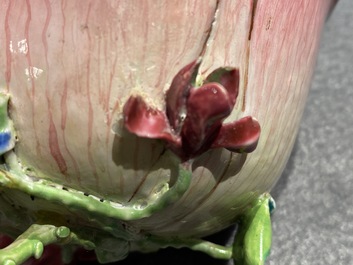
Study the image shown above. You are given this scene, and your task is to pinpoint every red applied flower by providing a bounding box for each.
[123,61,261,161]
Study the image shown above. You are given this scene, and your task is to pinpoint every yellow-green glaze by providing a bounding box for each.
[233,194,273,265]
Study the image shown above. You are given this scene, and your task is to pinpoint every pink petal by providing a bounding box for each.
[212,116,261,153]
[166,60,200,132]
[205,67,240,106]
[123,96,179,145]
[181,83,233,157]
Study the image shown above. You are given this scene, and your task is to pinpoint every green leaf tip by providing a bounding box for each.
[233,194,274,265]
[56,226,71,238]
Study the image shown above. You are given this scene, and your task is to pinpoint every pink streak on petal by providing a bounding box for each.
[181,83,232,156]
[123,96,179,145]
[212,116,261,153]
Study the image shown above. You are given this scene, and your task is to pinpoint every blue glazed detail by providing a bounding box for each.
[0,131,12,155]
[0,93,16,155]
[268,196,276,214]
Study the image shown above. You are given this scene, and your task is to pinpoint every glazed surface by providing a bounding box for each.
[0,0,332,237]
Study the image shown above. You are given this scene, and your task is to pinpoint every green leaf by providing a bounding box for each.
[243,195,272,265]
[233,194,273,265]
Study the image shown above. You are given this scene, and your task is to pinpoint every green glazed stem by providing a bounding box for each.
[0,224,94,265]
[1,151,191,221]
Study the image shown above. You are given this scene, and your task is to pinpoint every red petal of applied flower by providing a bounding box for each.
[166,60,200,132]
[205,67,239,106]
[123,96,179,145]
[181,83,233,157]
[212,116,261,153]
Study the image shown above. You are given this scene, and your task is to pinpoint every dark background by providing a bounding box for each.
[89,1,353,264]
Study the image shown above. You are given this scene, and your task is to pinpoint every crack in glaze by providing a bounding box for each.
[127,147,167,203]
[242,0,259,111]
[198,0,221,62]
[248,0,258,41]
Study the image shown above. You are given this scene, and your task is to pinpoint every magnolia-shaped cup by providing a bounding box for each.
[0,0,336,241]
